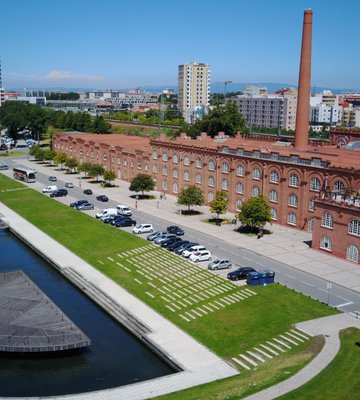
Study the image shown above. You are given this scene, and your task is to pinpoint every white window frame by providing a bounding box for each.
[269,189,278,203]
[173,168,178,178]
[347,245,359,263]
[222,162,230,173]
[252,167,261,180]
[287,212,297,225]
[208,176,215,187]
[235,199,243,211]
[289,173,299,187]
[184,171,190,181]
[222,178,229,190]
[252,185,260,197]
[195,157,202,168]
[195,173,202,184]
[348,219,360,236]
[271,207,278,220]
[320,236,332,251]
[208,159,215,171]
[236,182,244,194]
[321,211,333,229]
[311,177,321,191]
[270,170,279,183]
[236,164,244,176]
[162,151,168,161]
[288,193,298,207]
[184,155,190,166]
[173,153,179,164]
[172,182,178,193]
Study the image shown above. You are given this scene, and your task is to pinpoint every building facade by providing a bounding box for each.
[178,62,210,123]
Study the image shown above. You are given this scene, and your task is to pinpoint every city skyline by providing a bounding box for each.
[1,0,360,90]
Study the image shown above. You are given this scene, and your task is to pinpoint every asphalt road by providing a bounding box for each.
[3,153,360,319]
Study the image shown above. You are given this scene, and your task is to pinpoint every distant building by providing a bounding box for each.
[0,60,4,107]
[242,86,268,97]
[310,104,343,125]
[178,62,211,123]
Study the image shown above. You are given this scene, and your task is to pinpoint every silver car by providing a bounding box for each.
[208,259,232,270]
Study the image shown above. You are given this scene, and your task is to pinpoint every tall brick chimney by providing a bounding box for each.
[294,9,313,149]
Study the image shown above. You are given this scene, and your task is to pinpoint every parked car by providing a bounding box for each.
[166,225,185,235]
[65,182,74,188]
[132,224,154,234]
[160,237,182,248]
[115,217,137,227]
[208,259,232,270]
[76,202,94,210]
[182,245,206,258]
[167,240,189,252]
[154,233,176,245]
[147,231,167,241]
[174,242,198,255]
[70,199,88,208]
[227,267,256,281]
[83,189,93,195]
[190,250,212,263]
[0,163,9,170]
[48,176,57,182]
[50,189,68,198]
[116,204,132,216]
[42,185,58,193]
[96,208,117,219]
[101,214,118,223]
[96,195,109,202]
[110,215,128,226]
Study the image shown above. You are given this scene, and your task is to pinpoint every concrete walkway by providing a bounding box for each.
[242,313,360,400]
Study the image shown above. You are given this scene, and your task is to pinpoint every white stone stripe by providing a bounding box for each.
[148,282,157,288]
[267,341,286,352]
[161,296,171,303]
[165,305,175,312]
[134,278,142,285]
[286,331,305,342]
[183,299,193,306]
[230,292,244,300]
[203,305,214,312]
[247,351,265,363]
[123,266,131,272]
[291,329,310,340]
[179,314,190,322]
[273,338,291,349]
[232,357,251,370]
[146,292,155,298]
[259,344,279,356]
[185,311,196,320]
[253,347,273,359]
[214,300,226,308]
[244,288,257,295]
[197,307,208,315]
[107,256,114,261]
[191,309,203,317]
[98,260,104,265]
[239,354,258,367]
[280,334,299,345]
[171,303,182,310]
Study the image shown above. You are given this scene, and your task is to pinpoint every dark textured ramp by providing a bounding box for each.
[0,270,91,352]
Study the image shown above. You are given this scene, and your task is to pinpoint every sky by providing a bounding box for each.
[1,0,360,90]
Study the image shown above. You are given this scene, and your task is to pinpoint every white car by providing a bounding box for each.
[65,182,74,188]
[132,224,154,234]
[190,250,212,263]
[182,245,206,258]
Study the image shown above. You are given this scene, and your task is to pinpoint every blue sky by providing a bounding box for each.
[1,0,360,90]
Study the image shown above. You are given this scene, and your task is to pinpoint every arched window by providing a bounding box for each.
[162,180,168,190]
[183,155,190,165]
[173,168,178,178]
[252,186,260,197]
[173,153,179,164]
[144,163,149,172]
[236,182,244,194]
[207,191,214,202]
[152,150,158,160]
[208,176,215,187]
[184,171,190,181]
[222,162,230,173]
[236,164,245,176]
[222,178,229,190]
[289,173,299,187]
[153,164,158,173]
[153,178,157,190]
[269,189,278,203]
[252,167,261,180]
[162,151,168,161]
[270,170,279,183]
[321,211,333,228]
[236,199,243,211]
[288,212,297,225]
[195,157,203,168]
[208,159,215,171]
[271,208,278,220]
[309,198,315,211]
[311,177,321,191]
[162,166,168,176]
[288,193,298,207]
[195,173,202,184]
[137,161,141,169]
[347,245,359,263]
[320,236,332,251]
[333,180,345,192]
[349,219,360,236]
[308,217,315,232]
[172,182,178,193]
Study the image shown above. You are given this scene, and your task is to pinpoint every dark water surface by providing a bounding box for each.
[0,230,174,397]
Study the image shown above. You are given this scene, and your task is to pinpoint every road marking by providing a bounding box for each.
[338,296,350,301]
[335,301,354,308]
[300,280,314,287]
[284,273,295,279]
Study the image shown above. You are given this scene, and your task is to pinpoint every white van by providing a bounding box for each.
[42,185,58,193]
[182,245,206,258]
[96,208,117,219]
[116,204,132,216]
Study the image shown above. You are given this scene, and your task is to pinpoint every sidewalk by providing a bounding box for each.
[15,159,360,294]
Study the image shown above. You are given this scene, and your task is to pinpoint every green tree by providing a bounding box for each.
[43,149,56,164]
[54,152,68,170]
[65,157,78,173]
[238,195,272,229]
[26,104,48,142]
[177,185,204,211]
[129,173,155,195]
[103,170,116,186]
[89,163,105,181]
[210,190,229,220]
[0,101,28,140]
[78,162,92,178]
[92,116,111,133]
[187,100,248,138]
[28,145,41,157]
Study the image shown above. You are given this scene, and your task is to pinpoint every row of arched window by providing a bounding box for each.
[321,212,360,236]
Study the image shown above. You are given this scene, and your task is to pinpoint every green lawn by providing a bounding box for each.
[0,173,340,397]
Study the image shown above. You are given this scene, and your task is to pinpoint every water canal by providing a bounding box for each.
[0,230,175,397]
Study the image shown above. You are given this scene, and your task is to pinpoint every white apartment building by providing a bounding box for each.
[178,62,211,123]
[0,87,4,107]
[342,106,360,127]
[242,86,268,97]
[232,94,297,131]
[87,90,158,106]
[310,104,343,125]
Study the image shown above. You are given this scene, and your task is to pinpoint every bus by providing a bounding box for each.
[13,167,36,183]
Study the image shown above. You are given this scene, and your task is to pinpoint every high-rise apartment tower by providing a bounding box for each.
[178,62,210,123]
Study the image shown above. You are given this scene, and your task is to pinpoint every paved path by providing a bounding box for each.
[242,313,360,400]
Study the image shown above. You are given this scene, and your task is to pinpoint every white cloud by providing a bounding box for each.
[44,70,105,82]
